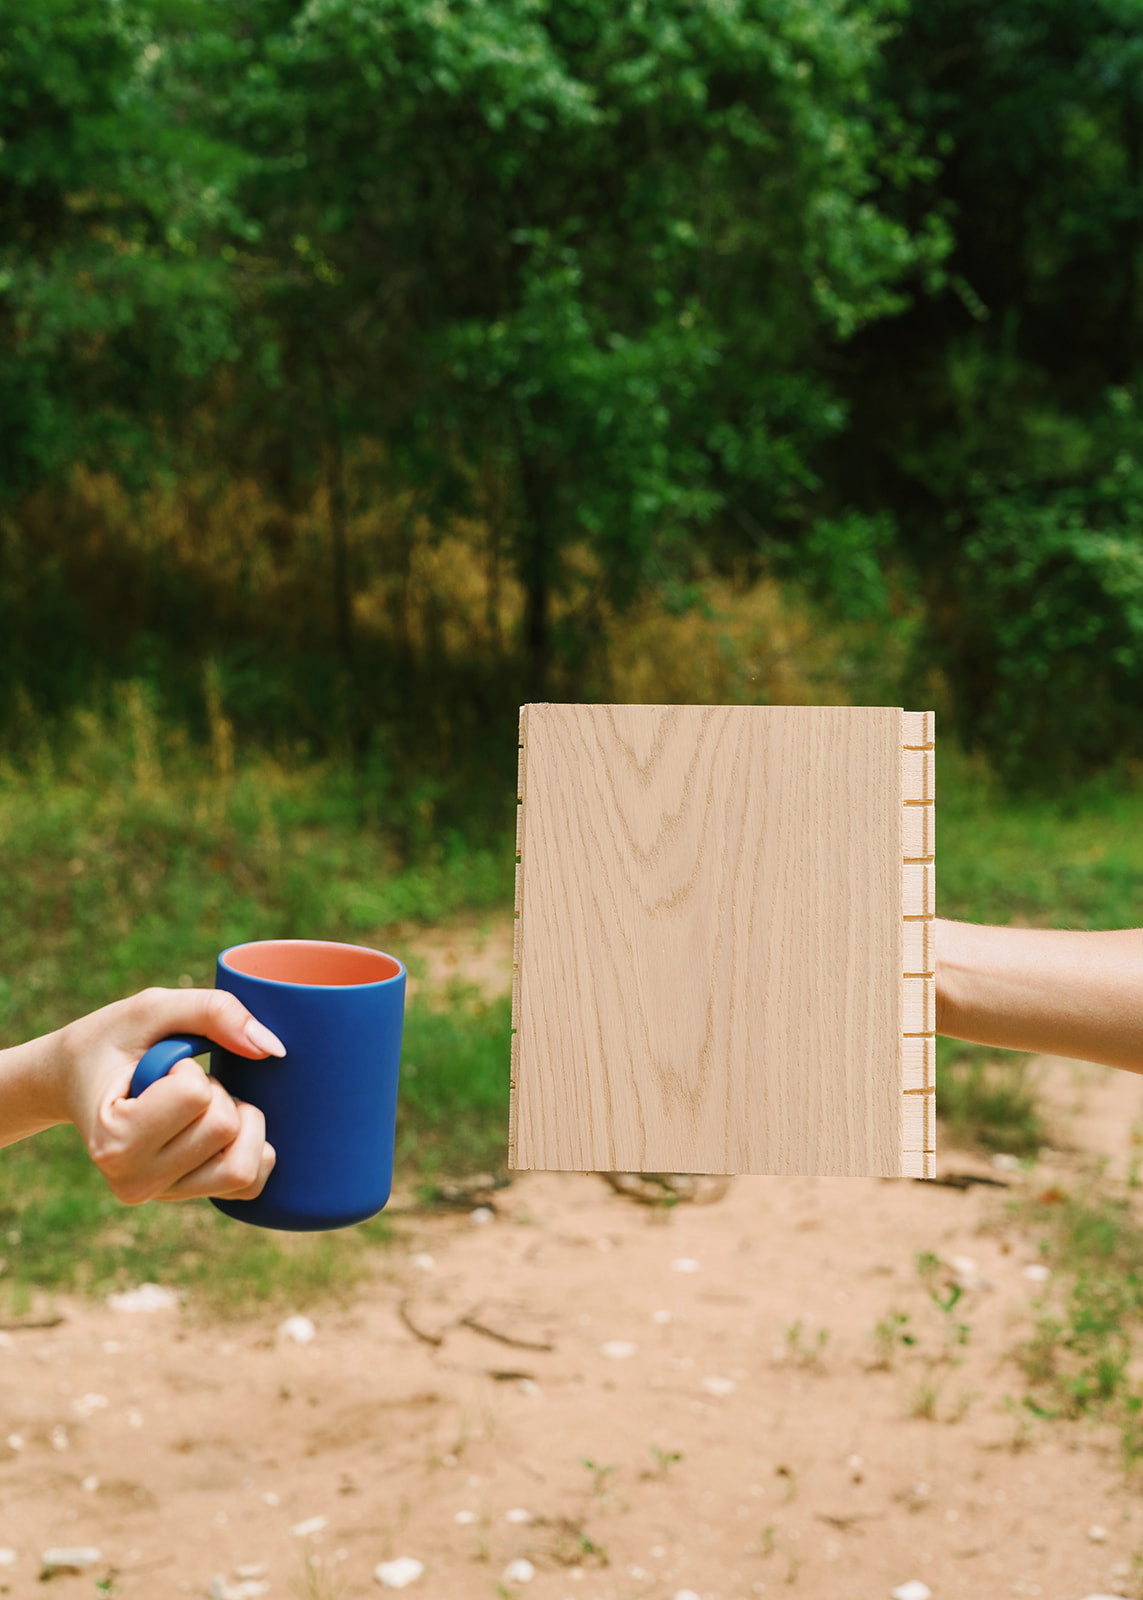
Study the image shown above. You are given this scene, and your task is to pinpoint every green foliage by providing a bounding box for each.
[0,0,247,494]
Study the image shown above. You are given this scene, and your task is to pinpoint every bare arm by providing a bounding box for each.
[935,919,1143,1074]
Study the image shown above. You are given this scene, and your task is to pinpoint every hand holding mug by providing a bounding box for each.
[58,986,286,1206]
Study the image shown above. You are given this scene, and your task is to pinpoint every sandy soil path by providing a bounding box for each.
[2,922,1142,1600]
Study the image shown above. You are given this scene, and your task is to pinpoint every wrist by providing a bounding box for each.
[0,1026,74,1148]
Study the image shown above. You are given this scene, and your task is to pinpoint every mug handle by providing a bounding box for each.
[129,1034,213,1099]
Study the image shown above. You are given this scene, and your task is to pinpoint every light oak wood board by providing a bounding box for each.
[510,704,935,1178]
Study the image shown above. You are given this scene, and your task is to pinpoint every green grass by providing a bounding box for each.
[937,742,1143,928]
[1010,1176,1143,1466]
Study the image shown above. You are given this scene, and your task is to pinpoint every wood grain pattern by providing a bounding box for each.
[511,704,934,1177]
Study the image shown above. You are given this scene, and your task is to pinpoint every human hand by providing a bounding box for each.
[54,988,285,1205]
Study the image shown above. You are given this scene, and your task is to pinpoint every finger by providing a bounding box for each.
[157,1103,275,1202]
[150,1076,244,1179]
[103,1057,216,1161]
[121,986,285,1061]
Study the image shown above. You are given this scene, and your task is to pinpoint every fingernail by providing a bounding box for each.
[245,1019,286,1057]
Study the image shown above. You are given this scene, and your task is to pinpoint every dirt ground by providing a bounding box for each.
[3,922,1143,1600]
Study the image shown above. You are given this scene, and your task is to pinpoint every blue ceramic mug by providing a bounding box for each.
[129,939,406,1232]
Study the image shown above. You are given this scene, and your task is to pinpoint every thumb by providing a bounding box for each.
[125,987,286,1061]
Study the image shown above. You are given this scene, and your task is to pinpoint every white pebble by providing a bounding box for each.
[81,1477,99,1493]
[73,1393,108,1419]
[470,1207,494,1226]
[1024,1263,1051,1283]
[601,1341,638,1360]
[235,1566,268,1581]
[627,1566,647,1580]
[1088,1524,1110,1542]
[375,1556,425,1588]
[503,1558,535,1584]
[674,1590,702,1600]
[652,1309,673,1324]
[671,1258,700,1273]
[6,1434,22,1452]
[0,1550,15,1567]
[847,1454,863,1470]
[702,1376,736,1397]
[279,1315,316,1345]
[1078,1595,1127,1600]
[107,1283,179,1313]
[410,1253,435,1272]
[992,1152,1021,1171]
[40,1549,102,1573]
[49,1425,69,1452]
[505,1508,532,1524]
[101,1340,121,1354]
[517,1378,540,1396]
[126,1410,143,1429]
[891,1583,932,1600]
[262,1492,280,1507]
[291,1516,328,1538]
[209,1580,271,1600]
[454,1511,477,1525]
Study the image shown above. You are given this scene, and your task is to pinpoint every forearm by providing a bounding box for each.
[0,1029,71,1148]
[935,919,1143,1073]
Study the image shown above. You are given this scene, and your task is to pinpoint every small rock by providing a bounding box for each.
[517,1378,540,1396]
[601,1340,638,1360]
[470,1207,494,1226]
[107,1283,179,1313]
[1088,1524,1110,1542]
[505,1508,532,1524]
[81,1477,99,1493]
[291,1516,328,1538]
[49,1424,69,1452]
[235,1566,268,1582]
[279,1315,316,1345]
[40,1548,102,1575]
[671,1258,700,1273]
[262,1492,280,1507]
[674,1590,702,1600]
[950,1255,990,1290]
[1024,1263,1051,1284]
[0,1550,15,1568]
[847,1454,864,1470]
[209,1579,271,1600]
[702,1376,736,1397]
[375,1556,424,1588]
[891,1582,932,1600]
[651,1309,673,1324]
[73,1393,108,1419]
[410,1253,435,1272]
[502,1558,535,1584]
[992,1152,1021,1171]
[454,1511,477,1525]
[1078,1595,1128,1600]
[6,1434,22,1452]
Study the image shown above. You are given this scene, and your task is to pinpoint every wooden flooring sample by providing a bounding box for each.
[511,704,936,1178]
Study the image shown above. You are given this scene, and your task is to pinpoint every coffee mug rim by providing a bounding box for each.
[219,938,406,990]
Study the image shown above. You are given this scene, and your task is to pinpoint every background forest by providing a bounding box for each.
[3,0,1143,1297]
